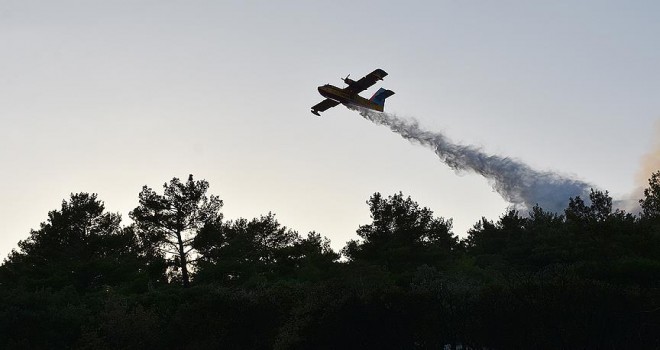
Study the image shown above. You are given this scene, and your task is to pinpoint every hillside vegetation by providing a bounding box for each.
[1,173,659,349]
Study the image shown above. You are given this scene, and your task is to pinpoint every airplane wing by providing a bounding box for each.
[311,98,340,116]
[344,69,388,94]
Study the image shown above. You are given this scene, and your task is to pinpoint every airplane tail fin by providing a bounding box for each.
[369,88,395,111]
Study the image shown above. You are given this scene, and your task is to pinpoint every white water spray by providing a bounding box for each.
[352,107,593,213]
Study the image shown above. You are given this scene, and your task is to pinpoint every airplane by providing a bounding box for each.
[311,68,395,116]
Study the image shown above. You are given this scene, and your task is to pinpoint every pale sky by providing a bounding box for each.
[1,1,659,258]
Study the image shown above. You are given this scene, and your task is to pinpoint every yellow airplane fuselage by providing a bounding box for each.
[317,85,384,112]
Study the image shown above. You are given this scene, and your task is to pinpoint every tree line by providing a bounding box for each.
[1,173,659,349]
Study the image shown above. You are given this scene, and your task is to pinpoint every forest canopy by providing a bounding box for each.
[1,173,659,349]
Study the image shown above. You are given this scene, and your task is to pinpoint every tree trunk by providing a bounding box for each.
[176,231,190,288]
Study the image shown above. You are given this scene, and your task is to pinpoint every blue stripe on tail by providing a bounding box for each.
[369,88,395,107]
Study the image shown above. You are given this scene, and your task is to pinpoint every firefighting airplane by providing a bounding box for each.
[311,68,395,116]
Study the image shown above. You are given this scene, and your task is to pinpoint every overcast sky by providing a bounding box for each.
[1,1,659,257]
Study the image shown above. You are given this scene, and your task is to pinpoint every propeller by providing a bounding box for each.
[342,74,355,85]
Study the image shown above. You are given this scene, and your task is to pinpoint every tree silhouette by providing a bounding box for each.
[130,175,222,287]
[640,171,660,220]
[193,213,296,284]
[344,192,457,273]
[193,213,339,284]
[1,193,141,291]
[565,189,615,225]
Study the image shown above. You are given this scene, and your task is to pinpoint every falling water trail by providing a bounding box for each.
[351,106,593,213]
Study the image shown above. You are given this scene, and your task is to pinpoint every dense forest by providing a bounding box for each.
[1,173,659,349]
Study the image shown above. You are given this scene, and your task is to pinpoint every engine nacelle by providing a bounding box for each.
[342,74,356,86]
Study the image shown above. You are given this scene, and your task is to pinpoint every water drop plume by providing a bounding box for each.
[352,106,592,212]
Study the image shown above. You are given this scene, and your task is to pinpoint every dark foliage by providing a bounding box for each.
[1,173,659,349]
[130,175,223,287]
